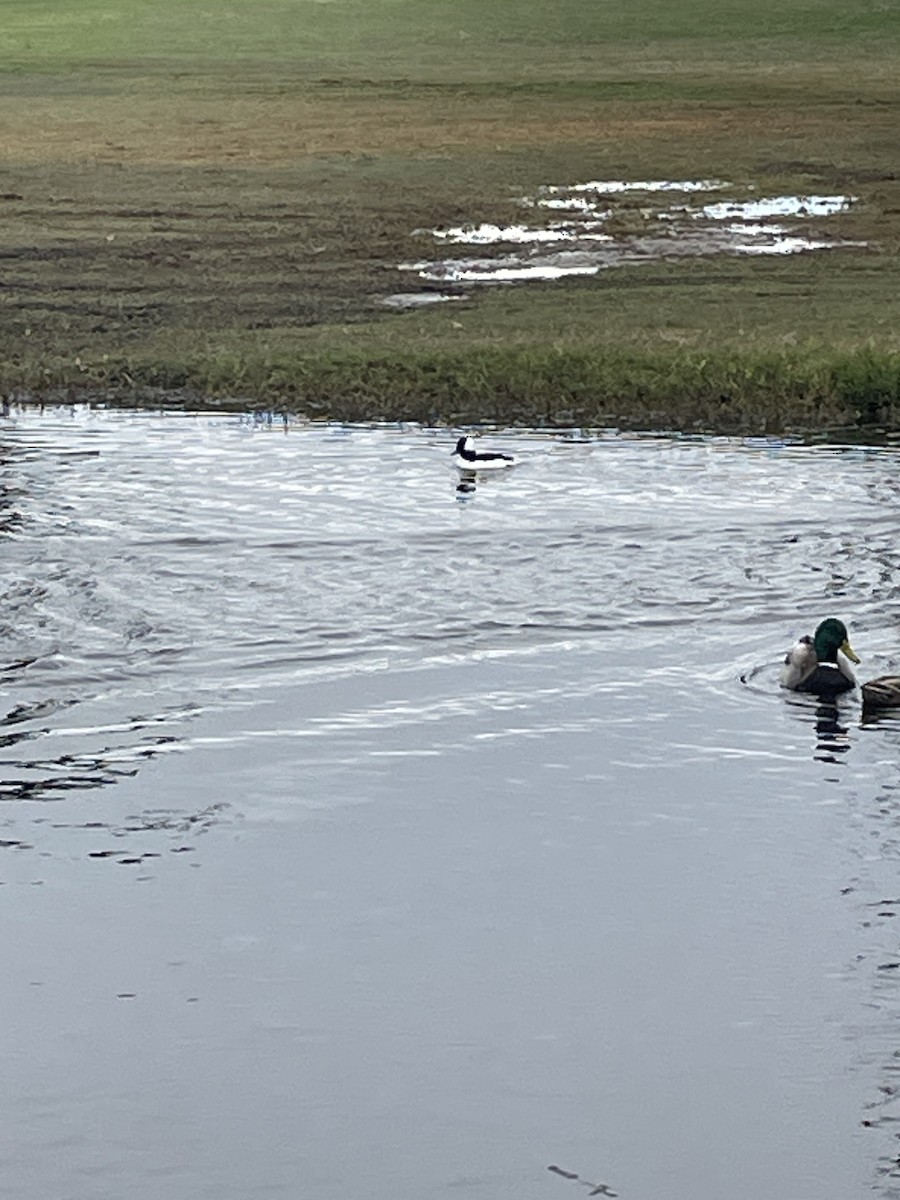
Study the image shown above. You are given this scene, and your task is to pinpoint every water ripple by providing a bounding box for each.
[7,408,900,1198]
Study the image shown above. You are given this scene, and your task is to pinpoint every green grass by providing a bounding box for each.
[2,0,900,431]
[17,342,900,437]
[2,0,899,78]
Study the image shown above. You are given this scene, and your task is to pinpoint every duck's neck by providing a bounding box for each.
[814,635,843,664]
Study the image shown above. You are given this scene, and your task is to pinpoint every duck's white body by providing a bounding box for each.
[451,435,516,471]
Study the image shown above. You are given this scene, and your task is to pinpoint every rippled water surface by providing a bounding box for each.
[4,408,900,1200]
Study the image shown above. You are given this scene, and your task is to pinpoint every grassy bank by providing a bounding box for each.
[11,344,900,437]
[2,0,900,431]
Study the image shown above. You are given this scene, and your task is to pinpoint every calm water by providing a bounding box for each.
[3,407,900,1200]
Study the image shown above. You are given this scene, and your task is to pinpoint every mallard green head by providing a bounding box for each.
[814,618,860,665]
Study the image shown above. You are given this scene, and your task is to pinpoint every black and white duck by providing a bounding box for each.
[451,435,516,471]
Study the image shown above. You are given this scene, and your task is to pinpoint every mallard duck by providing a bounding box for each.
[861,676,900,712]
[452,435,516,470]
[780,618,860,696]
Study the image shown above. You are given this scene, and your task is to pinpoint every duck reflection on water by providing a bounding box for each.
[812,701,853,763]
[777,690,854,762]
[452,468,516,501]
[0,423,27,533]
[455,471,477,500]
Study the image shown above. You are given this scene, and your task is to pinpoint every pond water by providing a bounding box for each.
[3,407,900,1200]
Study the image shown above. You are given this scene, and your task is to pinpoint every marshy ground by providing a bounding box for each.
[2,0,900,430]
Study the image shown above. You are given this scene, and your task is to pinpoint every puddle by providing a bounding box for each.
[557,179,728,195]
[696,195,853,221]
[379,291,466,309]
[432,221,612,246]
[390,180,865,298]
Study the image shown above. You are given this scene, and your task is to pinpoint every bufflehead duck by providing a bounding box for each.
[451,435,516,471]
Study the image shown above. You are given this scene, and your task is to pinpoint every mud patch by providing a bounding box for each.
[392,180,864,296]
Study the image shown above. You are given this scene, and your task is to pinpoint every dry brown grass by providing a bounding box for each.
[0,95,725,165]
[2,55,899,168]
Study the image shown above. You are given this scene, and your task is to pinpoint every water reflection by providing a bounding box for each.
[5,409,900,1199]
[453,464,520,500]
[0,733,179,801]
[782,690,882,763]
[455,470,477,499]
[52,801,226,866]
[0,483,24,535]
[547,1164,619,1197]
[0,428,28,535]
[813,701,853,762]
[238,409,291,433]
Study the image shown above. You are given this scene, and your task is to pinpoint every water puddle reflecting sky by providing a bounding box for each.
[2,407,900,1199]
[390,179,864,302]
